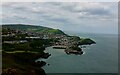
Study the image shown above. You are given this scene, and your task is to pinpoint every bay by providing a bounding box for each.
[37,33,118,73]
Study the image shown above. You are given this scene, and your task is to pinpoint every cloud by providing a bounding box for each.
[1,2,118,34]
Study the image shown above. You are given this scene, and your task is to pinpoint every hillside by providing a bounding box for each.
[2,24,66,35]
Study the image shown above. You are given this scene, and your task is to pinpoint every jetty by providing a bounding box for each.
[65,49,83,55]
[52,46,67,49]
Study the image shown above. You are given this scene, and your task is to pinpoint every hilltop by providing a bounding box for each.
[2,24,66,35]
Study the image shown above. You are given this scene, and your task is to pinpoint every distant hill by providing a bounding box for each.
[2,24,66,35]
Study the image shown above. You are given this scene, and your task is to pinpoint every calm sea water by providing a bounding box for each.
[38,33,118,73]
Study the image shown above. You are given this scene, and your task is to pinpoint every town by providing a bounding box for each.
[2,26,85,54]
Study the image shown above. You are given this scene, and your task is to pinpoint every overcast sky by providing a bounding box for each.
[1,2,118,34]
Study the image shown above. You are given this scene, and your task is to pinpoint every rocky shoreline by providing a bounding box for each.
[2,52,50,75]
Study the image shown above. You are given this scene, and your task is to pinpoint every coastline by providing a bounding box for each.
[2,25,96,75]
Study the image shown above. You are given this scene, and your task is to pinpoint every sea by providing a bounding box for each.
[37,32,118,73]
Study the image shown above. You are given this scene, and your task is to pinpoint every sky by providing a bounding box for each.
[0,2,118,34]
[1,0,119,2]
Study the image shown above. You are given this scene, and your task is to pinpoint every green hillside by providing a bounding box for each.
[2,24,66,35]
